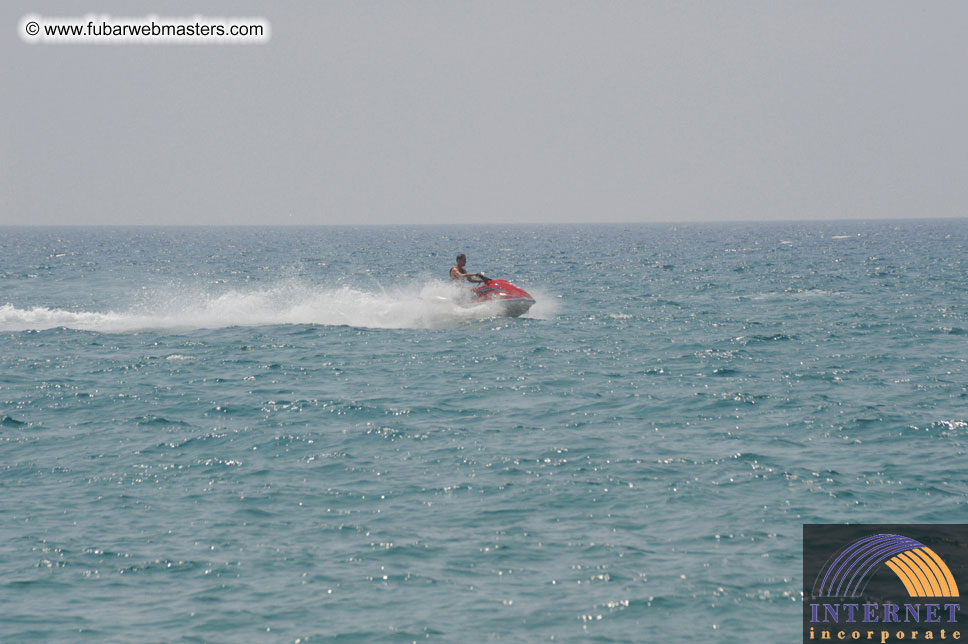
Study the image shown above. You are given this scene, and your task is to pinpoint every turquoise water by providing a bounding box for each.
[1,222,966,642]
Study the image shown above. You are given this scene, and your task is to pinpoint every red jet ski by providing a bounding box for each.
[472,275,535,317]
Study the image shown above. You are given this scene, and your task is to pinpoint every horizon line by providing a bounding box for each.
[2,215,968,228]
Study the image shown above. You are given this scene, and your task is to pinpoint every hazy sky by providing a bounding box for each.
[3,1,967,225]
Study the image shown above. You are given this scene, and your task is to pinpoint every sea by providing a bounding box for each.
[1,221,966,643]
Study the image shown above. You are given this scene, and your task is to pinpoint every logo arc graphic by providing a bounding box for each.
[814,533,960,599]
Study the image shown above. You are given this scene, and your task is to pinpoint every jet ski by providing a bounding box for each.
[472,275,535,317]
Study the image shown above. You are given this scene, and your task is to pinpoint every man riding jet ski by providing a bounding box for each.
[450,254,535,317]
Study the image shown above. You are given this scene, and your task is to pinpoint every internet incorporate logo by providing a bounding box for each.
[803,525,966,643]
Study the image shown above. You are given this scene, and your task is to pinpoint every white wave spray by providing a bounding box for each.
[0,280,554,332]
